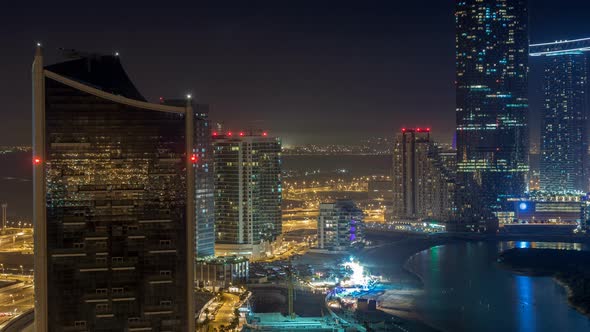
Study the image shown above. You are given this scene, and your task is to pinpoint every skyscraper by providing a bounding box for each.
[392,128,455,221]
[212,131,282,259]
[161,100,216,258]
[317,200,364,251]
[194,105,216,258]
[33,47,194,331]
[531,38,590,193]
[455,0,529,228]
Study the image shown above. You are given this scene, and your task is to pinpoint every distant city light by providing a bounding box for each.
[186,94,192,99]
[519,202,527,211]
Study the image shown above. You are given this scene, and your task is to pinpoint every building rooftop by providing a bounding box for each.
[245,313,339,331]
[530,37,590,56]
[45,53,146,101]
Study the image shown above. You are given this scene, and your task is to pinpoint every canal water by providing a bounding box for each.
[372,241,590,332]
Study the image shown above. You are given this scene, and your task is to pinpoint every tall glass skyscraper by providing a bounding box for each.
[455,0,529,228]
[33,47,195,331]
[212,132,282,259]
[531,38,590,193]
[161,100,215,258]
[194,105,216,258]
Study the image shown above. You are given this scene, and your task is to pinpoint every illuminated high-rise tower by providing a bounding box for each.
[161,100,216,258]
[212,131,282,259]
[33,46,195,331]
[455,0,529,229]
[531,38,590,193]
[392,128,455,221]
[193,105,216,257]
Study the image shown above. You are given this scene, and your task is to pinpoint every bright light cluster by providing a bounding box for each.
[342,258,369,288]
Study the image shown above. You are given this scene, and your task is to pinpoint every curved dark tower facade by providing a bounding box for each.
[455,0,529,229]
[33,47,195,331]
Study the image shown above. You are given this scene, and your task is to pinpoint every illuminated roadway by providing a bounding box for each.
[0,228,35,328]
[206,292,241,331]
[283,177,388,232]
[0,280,34,327]
[0,229,33,254]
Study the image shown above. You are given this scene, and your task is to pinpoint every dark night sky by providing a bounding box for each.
[1,0,590,145]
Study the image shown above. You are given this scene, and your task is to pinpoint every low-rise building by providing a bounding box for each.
[317,200,364,251]
[195,256,249,290]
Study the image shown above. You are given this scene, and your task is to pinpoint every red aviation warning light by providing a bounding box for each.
[402,128,406,132]
[239,132,244,137]
[426,127,431,132]
[33,157,41,165]
[212,131,218,137]
[262,131,268,136]
[227,132,233,136]
[190,154,198,163]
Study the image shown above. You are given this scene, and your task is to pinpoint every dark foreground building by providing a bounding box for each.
[531,38,590,193]
[455,0,529,229]
[33,46,195,331]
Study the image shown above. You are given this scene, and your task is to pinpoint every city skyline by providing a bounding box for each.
[1,0,590,146]
[0,2,590,331]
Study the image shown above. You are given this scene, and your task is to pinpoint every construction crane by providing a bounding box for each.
[286,258,295,319]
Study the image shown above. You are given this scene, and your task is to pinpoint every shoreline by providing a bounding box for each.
[497,247,590,320]
[350,234,458,331]
[553,276,590,317]
[360,233,590,331]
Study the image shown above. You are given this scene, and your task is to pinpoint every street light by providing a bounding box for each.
[19,265,23,275]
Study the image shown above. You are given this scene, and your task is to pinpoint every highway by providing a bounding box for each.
[206,292,240,331]
[0,229,33,254]
[0,280,34,327]
[0,228,35,328]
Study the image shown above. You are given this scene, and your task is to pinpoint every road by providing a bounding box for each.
[0,280,34,327]
[0,229,33,254]
[207,293,240,331]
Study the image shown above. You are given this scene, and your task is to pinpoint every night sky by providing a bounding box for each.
[2,0,590,145]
